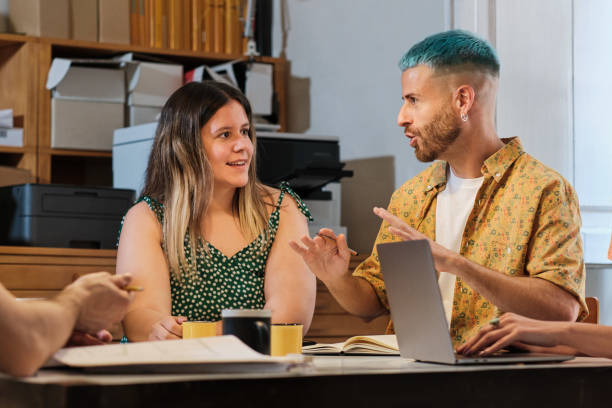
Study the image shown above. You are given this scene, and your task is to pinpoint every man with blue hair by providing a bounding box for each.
[291,30,586,346]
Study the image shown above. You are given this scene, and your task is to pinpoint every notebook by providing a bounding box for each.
[377,239,574,365]
[302,335,399,355]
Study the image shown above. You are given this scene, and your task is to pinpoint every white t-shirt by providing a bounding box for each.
[435,167,484,327]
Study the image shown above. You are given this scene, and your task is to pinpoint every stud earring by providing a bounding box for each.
[461,113,468,122]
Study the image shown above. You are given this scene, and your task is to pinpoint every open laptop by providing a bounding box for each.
[377,240,574,365]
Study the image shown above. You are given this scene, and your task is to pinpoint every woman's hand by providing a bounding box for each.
[456,313,570,356]
[148,316,187,340]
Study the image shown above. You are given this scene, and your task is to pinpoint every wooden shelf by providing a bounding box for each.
[47,36,245,61]
[0,245,117,258]
[0,146,26,154]
[0,33,29,47]
[46,148,112,158]
[0,33,288,185]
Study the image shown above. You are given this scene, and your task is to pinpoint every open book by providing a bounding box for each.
[44,335,302,374]
[302,335,399,355]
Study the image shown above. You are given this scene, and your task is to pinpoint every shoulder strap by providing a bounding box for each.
[116,195,164,247]
[276,181,314,222]
[137,195,165,224]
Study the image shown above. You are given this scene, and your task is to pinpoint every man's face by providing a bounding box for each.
[397,65,461,162]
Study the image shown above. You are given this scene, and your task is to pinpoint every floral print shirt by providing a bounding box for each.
[353,137,587,345]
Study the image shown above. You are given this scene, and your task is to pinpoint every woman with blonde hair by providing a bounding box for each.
[117,81,316,341]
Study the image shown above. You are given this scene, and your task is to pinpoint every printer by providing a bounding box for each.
[0,184,134,249]
[256,131,352,237]
[113,125,352,237]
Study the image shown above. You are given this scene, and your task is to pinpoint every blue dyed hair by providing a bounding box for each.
[398,30,499,76]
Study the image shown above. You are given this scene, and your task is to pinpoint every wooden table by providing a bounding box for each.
[1,356,612,408]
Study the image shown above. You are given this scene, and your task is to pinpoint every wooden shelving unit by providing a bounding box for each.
[0,34,288,185]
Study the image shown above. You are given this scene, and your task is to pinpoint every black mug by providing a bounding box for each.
[221,309,271,355]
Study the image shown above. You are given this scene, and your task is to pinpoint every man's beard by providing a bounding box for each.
[411,107,461,162]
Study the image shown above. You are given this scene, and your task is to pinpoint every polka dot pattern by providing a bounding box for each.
[129,182,312,322]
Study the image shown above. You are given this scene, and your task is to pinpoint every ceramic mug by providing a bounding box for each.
[182,321,217,339]
[271,323,303,356]
[221,309,271,355]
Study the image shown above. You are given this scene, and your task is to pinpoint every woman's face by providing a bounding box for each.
[201,100,253,190]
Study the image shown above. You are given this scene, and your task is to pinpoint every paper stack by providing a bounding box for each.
[45,335,303,374]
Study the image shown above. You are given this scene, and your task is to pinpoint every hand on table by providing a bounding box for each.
[65,329,113,347]
[456,313,569,356]
[373,207,457,273]
[148,316,187,340]
[289,228,351,285]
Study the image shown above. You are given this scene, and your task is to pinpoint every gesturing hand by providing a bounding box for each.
[289,228,351,285]
[373,207,457,273]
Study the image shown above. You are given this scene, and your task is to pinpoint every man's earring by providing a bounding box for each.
[461,113,468,122]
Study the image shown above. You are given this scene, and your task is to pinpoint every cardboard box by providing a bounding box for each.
[122,55,183,125]
[51,99,125,151]
[128,106,161,126]
[70,0,98,42]
[0,166,32,188]
[99,0,130,44]
[113,122,157,196]
[46,58,126,151]
[0,128,23,147]
[9,0,70,38]
[126,61,183,107]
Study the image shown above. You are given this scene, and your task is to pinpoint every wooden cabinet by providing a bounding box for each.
[0,33,288,185]
[0,247,388,342]
[306,254,389,343]
[0,246,117,299]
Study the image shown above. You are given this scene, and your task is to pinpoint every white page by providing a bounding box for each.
[48,336,282,368]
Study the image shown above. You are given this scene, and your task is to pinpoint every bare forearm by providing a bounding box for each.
[123,308,167,341]
[266,299,314,333]
[324,275,386,319]
[0,297,78,376]
[452,256,580,321]
[560,323,612,358]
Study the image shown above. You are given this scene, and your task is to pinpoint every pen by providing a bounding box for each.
[316,233,359,256]
[125,285,144,292]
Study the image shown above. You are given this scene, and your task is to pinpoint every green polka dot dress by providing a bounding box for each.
[124,182,312,323]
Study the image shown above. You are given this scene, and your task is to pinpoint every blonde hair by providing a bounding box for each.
[141,81,272,277]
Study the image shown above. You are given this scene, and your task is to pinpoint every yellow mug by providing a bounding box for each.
[271,323,303,356]
[182,321,217,339]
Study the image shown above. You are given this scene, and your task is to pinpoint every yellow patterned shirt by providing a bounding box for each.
[353,137,587,346]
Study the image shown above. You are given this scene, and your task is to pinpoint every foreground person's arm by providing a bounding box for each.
[0,272,131,377]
